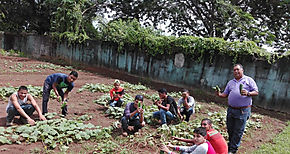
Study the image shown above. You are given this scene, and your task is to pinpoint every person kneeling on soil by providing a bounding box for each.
[160,127,216,154]
[121,95,145,136]
[172,118,228,154]
[6,86,47,126]
[109,79,124,107]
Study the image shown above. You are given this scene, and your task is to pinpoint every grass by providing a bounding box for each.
[253,121,290,154]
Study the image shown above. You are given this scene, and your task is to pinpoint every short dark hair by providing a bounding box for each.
[70,71,78,78]
[234,64,243,70]
[182,89,189,93]
[201,118,212,125]
[18,86,28,91]
[158,88,167,94]
[194,127,207,137]
[135,95,143,101]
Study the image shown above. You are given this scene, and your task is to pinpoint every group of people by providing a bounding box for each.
[118,64,258,154]
[5,64,258,154]
[5,71,78,126]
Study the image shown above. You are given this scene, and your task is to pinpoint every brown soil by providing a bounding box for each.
[0,55,288,154]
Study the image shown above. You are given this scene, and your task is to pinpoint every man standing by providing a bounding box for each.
[42,71,78,115]
[6,86,46,126]
[153,88,177,126]
[177,89,195,122]
[216,64,258,154]
[121,95,145,136]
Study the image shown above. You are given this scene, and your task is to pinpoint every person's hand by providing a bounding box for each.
[241,89,248,96]
[113,94,118,98]
[167,142,174,148]
[160,144,170,153]
[138,108,144,114]
[154,100,159,105]
[27,118,36,125]
[180,115,184,121]
[39,114,47,121]
[128,126,134,131]
[215,91,221,97]
[172,136,180,140]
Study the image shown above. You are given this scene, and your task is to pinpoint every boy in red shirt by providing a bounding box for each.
[109,80,124,107]
[173,118,228,154]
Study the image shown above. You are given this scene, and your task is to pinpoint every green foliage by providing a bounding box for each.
[0,85,56,100]
[0,49,25,57]
[100,19,284,64]
[0,116,114,150]
[253,121,290,154]
[94,94,111,106]
[78,83,111,93]
[49,0,97,45]
[93,140,120,153]
[121,82,149,91]
[104,107,124,119]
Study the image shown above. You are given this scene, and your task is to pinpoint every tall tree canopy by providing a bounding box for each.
[0,0,103,43]
[0,0,288,51]
[106,0,289,51]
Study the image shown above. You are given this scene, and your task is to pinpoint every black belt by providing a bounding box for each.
[229,105,251,109]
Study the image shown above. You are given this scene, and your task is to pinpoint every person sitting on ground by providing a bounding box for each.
[172,118,228,154]
[160,127,216,154]
[6,86,47,126]
[121,95,145,136]
[177,89,195,122]
[109,79,124,107]
[153,88,177,126]
[42,71,78,116]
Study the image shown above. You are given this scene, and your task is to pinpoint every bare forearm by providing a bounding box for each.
[177,138,194,143]
[248,91,258,96]
[16,108,30,119]
[217,92,228,98]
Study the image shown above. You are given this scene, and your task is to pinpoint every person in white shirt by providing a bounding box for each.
[6,86,46,126]
[177,89,195,122]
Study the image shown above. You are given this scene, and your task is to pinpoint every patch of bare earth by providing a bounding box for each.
[0,55,288,154]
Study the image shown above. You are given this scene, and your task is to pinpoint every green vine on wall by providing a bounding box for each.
[98,19,287,64]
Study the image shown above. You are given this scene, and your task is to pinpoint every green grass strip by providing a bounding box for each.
[253,121,290,154]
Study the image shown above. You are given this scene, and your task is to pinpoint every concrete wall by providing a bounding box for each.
[1,33,289,113]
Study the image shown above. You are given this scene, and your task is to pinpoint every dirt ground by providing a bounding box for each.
[0,55,288,154]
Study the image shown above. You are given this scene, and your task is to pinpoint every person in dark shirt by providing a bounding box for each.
[152,88,176,126]
[42,71,78,116]
[121,95,145,136]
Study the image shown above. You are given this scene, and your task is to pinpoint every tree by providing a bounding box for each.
[0,0,104,43]
[0,0,51,34]
[105,0,289,51]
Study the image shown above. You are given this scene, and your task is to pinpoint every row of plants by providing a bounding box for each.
[78,82,149,94]
[0,113,115,153]
[0,85,57,100]
[0,50,75,74]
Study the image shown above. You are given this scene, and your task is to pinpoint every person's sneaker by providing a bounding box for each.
[19,117,28,124]
[6,121,13,127]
